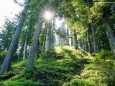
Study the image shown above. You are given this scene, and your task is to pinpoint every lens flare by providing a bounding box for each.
[44,11,53,21]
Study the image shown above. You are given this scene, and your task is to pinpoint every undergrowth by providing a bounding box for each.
[0,46,115,86]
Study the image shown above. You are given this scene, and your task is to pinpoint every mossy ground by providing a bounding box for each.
[0,46,115,86]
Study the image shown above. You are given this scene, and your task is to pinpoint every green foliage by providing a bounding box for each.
[0,71,14,80]
[39,50,57,59]
[0,46,86,85]
[2,78,41,86]
[76,58,115,86]
[0,19,16,50]
[96,49,113,60]
[0,49,7,63]
[69,79,95,86]
[13,60,27,68]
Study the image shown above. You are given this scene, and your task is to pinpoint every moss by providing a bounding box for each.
[3,78,42,86]
[1,46,115,86]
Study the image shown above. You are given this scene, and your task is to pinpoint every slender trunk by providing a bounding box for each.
[70,30,74,46]
[113,23,115,30]
[18,41,25,59]
[27,18,43,68]
[86,31,89,52]
[90,19,97,53]
[0,0,30,74]
[81,39,83,50]
[86,41,89,52]
[43,30,47,51]
[68,29,71,46]
[74,30,78,49]
[66,29,69,45]
[68,29,72,46]
[104,20,115,54]
[82,38,85,51]
[79,40,82,49]
[23,27,29,59]
[87,28,93,53]
[46,24,52,51]
[51,20,55,48]
[51,32,54,49]
[71,38,74,46]
[86,0,97,53]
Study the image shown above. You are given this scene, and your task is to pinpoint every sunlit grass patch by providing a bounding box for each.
[12,59,27,68]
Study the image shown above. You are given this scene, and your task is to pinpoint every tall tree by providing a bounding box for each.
[27,18,43,68]
[0,0,31,74]
[46,23,52,51]
[104,20,115,54]
[73,30,78,49]
[90,18,98,53]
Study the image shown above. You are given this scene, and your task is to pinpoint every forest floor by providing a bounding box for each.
[0,46,115,86]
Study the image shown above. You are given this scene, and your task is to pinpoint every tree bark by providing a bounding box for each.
[82,38,85,51]
[27,18,43,68]
[87,28,93,53]
[66,28,69,45]
[73,30,78,49]
[0,0,31,74]
[43,29,47,51]
[90,19,98,53]
[79,40,82,49]
[104,20,115,54]
[46,24,52,51]
[70,30,74,46]
[23,26,29,59]
[85,41,89,52]
[18,40,25,59]
[113,23,115,30]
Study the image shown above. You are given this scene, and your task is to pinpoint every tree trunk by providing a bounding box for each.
[90,19,98,53]
[18,40,25,59]
[85,41,89,52]
[104,20,115,54]
[74,30,78,49]
[82,38,85,51]
[113,23,115,30]
[79,40,82,49]
[70,30,74,46]
[0,0,30,74]
[43,29,47,51]
[46,24,52,51]
[87,28,93,53]
[86,31,89,52]
[23,26,30,59]
[66,29,69,45]
[27,18,43,68]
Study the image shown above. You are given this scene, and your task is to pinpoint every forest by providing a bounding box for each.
[0,0,115,86]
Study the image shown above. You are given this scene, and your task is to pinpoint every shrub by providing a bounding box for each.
[97,50,113,60]
[69,79,95,86]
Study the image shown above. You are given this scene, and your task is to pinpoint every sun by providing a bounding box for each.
[43,11,53,21]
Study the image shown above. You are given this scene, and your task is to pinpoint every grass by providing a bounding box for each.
[0,46,115,86]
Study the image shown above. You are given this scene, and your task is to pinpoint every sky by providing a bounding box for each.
[0,0,24,29]
[0,0,64,32]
